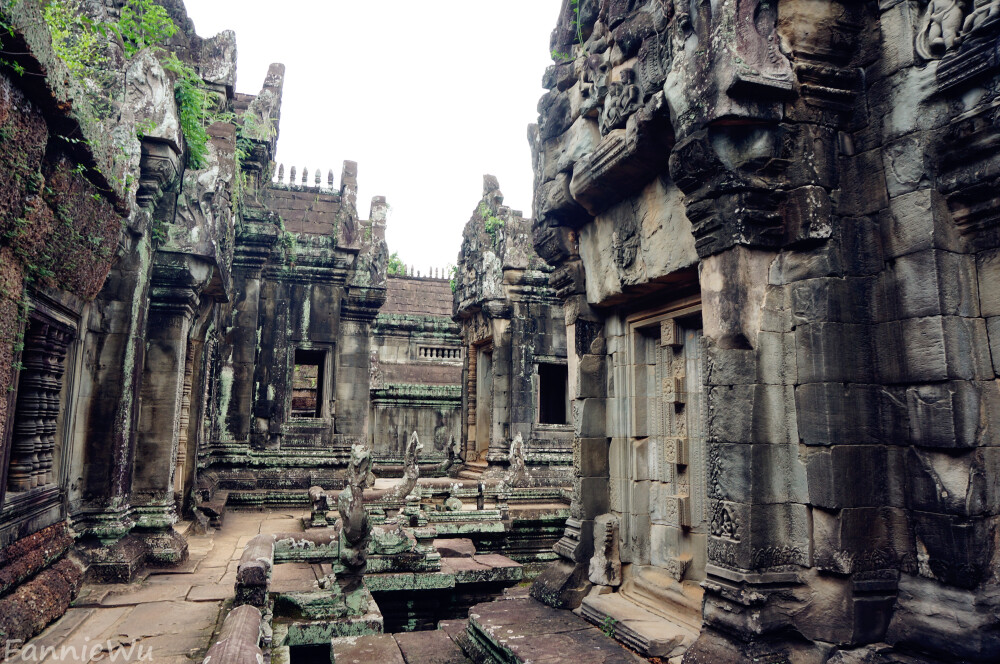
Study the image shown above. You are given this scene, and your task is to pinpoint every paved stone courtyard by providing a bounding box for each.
[9,510,644,664]
[8,511,307,664]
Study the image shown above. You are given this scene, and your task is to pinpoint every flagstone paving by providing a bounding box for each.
[7,510,308,664]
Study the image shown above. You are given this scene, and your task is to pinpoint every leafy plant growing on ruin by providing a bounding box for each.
[478,202,504,247]
[571,0,584,47]
[0,2,26,76]
[44,0,107,78]
[42,0,215,169]
[110,0,176,59]
[448,264,458,293]
[162,52,213,168]
[387,251,405,276]
[600,615,617,638]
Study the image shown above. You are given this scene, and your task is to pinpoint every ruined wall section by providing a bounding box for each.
[370,275,462,465]
[0,0,255,644]
[530,0,1000,662]
[454,176,571,485]
[202,158,388,498]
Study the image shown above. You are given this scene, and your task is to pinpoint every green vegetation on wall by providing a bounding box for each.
[387,251,405,276]
[478,202,504,247]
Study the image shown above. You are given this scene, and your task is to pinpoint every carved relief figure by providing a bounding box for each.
[963,0,1000,35]
[382,431,423,502]
[599,68,641,135]
[917,0,968,59]
[581,53,611,118]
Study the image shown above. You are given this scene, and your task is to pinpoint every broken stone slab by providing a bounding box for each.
[393,629,472,664]
[282,590,384,647]
[366,571,456,593]
[331,634,405,664]
[577,590,698,659]
[433,538,477,557]
[201,605,262,664]
[464,597,644,664]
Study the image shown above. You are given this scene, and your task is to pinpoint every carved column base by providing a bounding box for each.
[137,528,189,567]
[72,505,135,545]
[77,534,147,583]
[701,568,804,637]
[553,517,593,563]
[132,500,178,531]
[682,626,828,664]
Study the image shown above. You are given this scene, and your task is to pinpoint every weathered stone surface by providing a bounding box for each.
[331,634,405,664]
[393,629,471,664]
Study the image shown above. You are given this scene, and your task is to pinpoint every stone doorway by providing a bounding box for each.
[584,301,705,657]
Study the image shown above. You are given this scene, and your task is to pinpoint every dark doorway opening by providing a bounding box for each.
[292,349,325,418]
[538,363,568,425]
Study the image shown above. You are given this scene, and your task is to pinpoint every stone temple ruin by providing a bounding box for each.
[0,0,999,663]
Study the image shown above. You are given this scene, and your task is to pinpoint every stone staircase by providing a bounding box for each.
[456,460,488,481]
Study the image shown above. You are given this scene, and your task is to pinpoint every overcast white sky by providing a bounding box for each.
[183,0,562,272]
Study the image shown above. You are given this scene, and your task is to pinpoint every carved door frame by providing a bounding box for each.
[616,294,706,577]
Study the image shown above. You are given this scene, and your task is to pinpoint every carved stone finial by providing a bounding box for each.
[277,163,284,183]
[383,431,423,502]
[308,485,330,527]
[588,513,622,586]
[302,167,309,184]
[499,432,527,490]
[315,169,321,186]
[289,166,297,184]
[337,444,375,590]
[328,169,334,188]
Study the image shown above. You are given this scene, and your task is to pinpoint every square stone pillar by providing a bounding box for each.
[131,281,202,565]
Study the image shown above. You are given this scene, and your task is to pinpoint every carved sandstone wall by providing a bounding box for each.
[370,275,463,466]
[454,176,573,486]
[530,0,1000,662]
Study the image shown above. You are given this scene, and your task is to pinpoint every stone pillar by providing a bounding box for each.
[485,314,511,466]
[73,233,155,544]
[465,342,478,460]
[532,262,605,609]
[335,314,375,438]
[229,267,266,448]
[131,282,198,564]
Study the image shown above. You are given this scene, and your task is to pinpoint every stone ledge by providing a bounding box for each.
[577,591,698,659]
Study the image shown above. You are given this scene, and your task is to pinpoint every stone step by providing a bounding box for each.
[395,628,473,664]
[577,591,698,660]
[459,596,644,664]
[331,628,473,664]
[332,634,405,664]
[456,463,487,481]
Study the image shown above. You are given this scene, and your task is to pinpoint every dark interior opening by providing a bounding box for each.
[538,363,568,425]
[292,348,325,418]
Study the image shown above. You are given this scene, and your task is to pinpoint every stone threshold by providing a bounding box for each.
[577,590,699,660]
